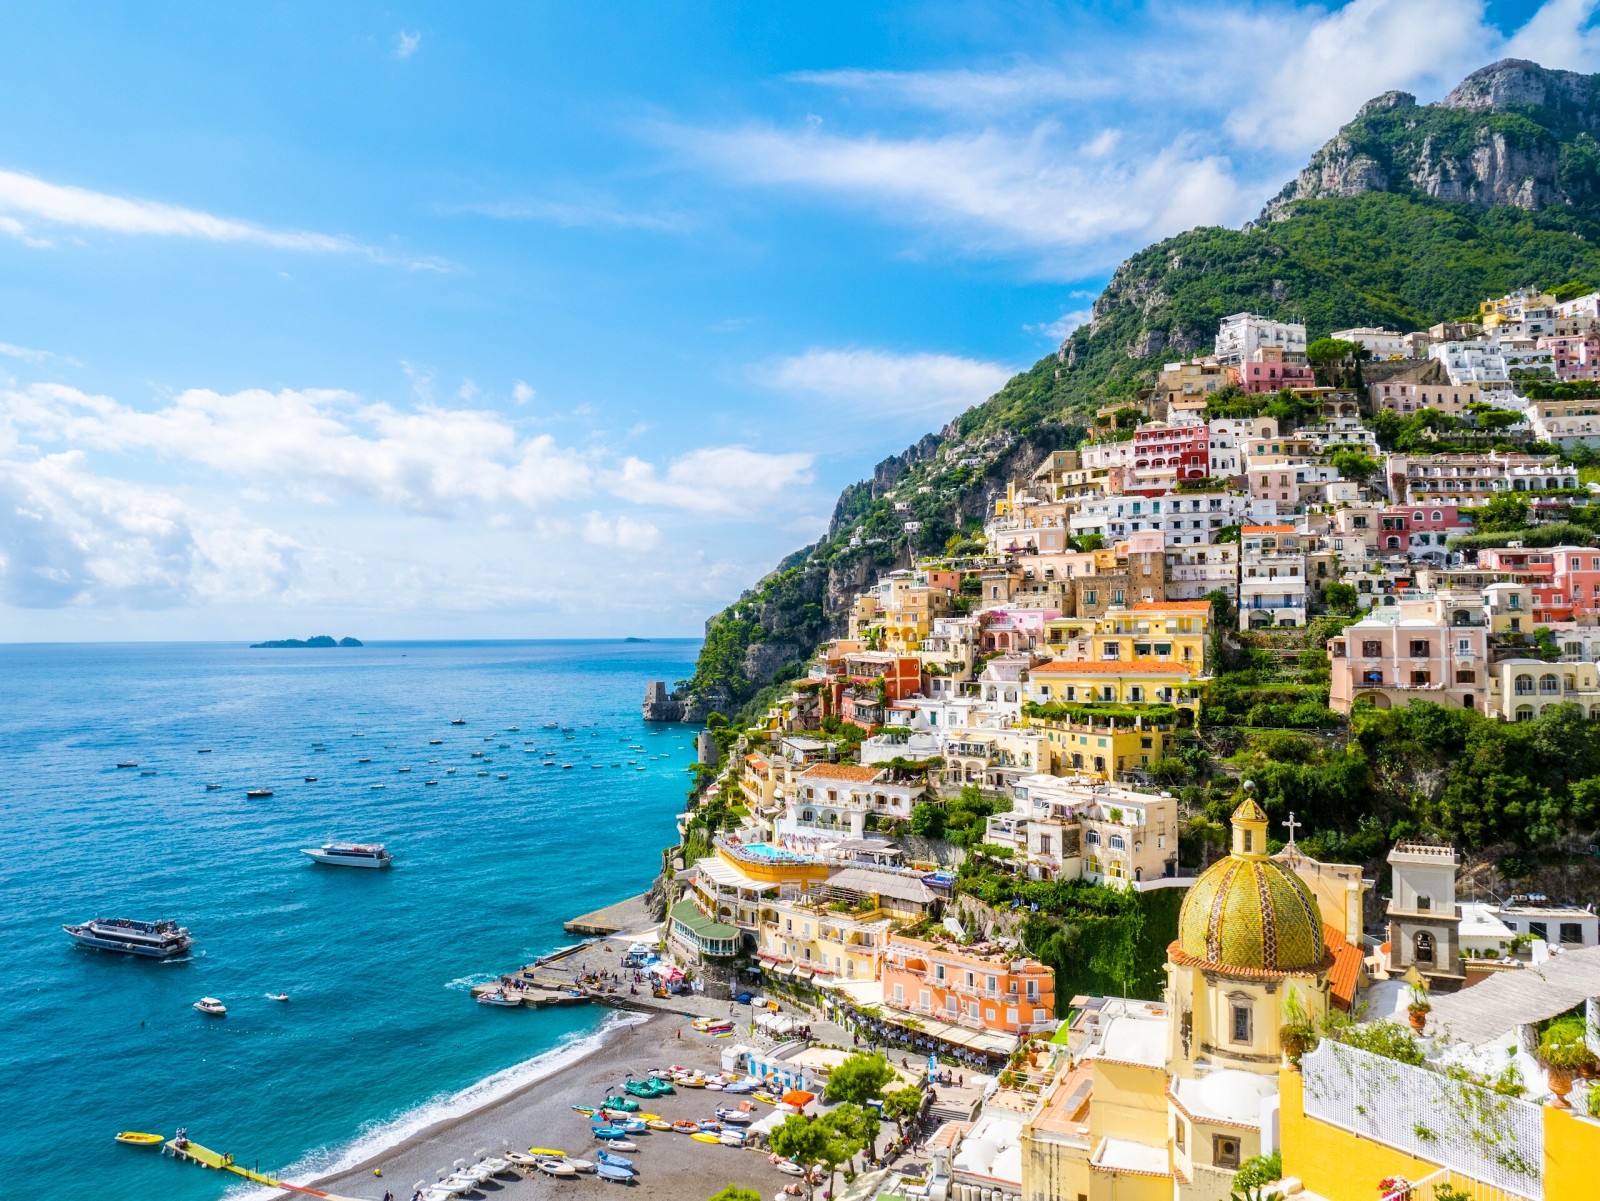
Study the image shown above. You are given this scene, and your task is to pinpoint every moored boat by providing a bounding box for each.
[63,917,191,958]
[114,1131,164,1146]
[193,996,226,1016]
[301,842,392,868]
[246,788,274,798]
[476,989,521,1007]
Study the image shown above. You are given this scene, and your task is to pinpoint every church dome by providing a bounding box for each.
[1174,799,1330,975]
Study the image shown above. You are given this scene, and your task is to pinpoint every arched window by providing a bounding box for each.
[1414,931,1435,964]
[1516,705,1535,722]
[1416,895,1431,912]
[1085,830,1101,846]
[1109,834,1126,851]
[1540,674,1560,694]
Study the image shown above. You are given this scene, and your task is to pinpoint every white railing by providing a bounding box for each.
[1301,1041,1541,1198]
[1382,1166,1534,1201]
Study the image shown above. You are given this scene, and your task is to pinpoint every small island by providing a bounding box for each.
[249,635,364,649]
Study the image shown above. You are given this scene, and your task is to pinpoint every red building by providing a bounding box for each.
[1132,423,1210,481]
[1376,504,1470,560]
[1477,545,1600,621]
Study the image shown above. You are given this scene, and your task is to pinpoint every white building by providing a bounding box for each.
[1165,542,1240,601]
[1330,326,1408,359]
[1239,524,1307,628]
[984,775,1180,887]
[1069,492,1279,547]
[1214,312,1307,367]
[777,764,923,841]
[1429,339,1519,389]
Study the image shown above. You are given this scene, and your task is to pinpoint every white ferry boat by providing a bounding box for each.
[300,842,393,869]
[63,917,192,958]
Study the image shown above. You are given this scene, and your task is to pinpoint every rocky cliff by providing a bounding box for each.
[1260,59,1600,222]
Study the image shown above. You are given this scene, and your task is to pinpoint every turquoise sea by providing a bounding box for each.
[0,640,700,1199]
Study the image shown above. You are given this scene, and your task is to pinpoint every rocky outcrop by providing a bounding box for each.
[1259,58,1600,223]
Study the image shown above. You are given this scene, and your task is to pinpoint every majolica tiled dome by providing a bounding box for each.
[1175,799,1327,974]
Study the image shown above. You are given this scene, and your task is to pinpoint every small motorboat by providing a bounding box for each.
[722,1080,756,1094]
[719,1130,746,1146]
[537,1159,576,1177]
[245,788,273,798]
[446,767,457,774]
[115,762,138,769]
[595,1151,635,1171]
[595,1162,633,1183]
[358,757,372,763]
[477,990,521,1007]
[429,739,443,745]
[615,1118,647,1134]
[397,766,412,773]
[671,1120,699,1134]
[265,992,289,1002]
[776,1160,804,1176]
[450,718,467,725]
[496,774,508,781]
[304,776,318,782]
[608,1139,639,1152]
[592,1127,627,1141]
[193,996,226,1016]
[197,748,212,753]
[114,1131,164,1146]
[561,763,573,769]
[717,1107,755,1125]
[565,1157,596,1174]
[504,1151,539,1168]
[425,780,438,786]
[204,783,222,791]
[645,1119,671,1132]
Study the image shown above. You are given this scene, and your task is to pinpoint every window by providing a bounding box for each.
[1362,640,1382,657]
[1175,1119,1187,1152]
[1561,922,1585,944]
[1416,895,1431,912]
[1414,931,1435,964]
[1530,921,1548,941]
[1410,640,1429,658]
[1213,1136,1241,1170]
[1230,1000,1252,1044]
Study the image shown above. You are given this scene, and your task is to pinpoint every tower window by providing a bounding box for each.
[1230,1002,1252,1044]
[1414,931,1435,964]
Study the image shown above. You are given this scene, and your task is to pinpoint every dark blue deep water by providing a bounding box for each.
[0,640,699,1199]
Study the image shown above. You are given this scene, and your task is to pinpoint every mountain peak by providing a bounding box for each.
[1260,58,1600,224]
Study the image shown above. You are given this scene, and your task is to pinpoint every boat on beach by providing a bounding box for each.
[301,842,392,868]
[63,917,192,958]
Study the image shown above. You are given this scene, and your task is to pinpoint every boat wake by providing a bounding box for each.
[226,1011,646,1200]
[442,972,497,992]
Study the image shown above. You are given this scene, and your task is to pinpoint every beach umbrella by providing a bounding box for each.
[781,1090,815,1107]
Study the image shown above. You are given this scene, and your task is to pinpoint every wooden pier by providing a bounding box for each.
[163,1137,367,1200]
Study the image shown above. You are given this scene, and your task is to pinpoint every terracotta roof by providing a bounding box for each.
[1131,600,1212,612]
[1165,940,1335,981]
[1323,924,1363,1011]
[1031,659,1194,675]
[800,763,884,782]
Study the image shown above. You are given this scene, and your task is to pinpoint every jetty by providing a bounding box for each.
[164,1137,367,1200]
[562,890,654,936]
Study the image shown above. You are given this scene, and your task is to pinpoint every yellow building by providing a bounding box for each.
[1044,601,1211,674]
[1023,659,1201,780]
[1019,802,1342,1200]
[738,752,779,817]
[757,893,895,986]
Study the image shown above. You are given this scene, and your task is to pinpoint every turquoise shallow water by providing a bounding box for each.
[0,640,699,1199]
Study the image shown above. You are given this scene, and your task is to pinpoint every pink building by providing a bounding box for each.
[1369,380,1481,417]
[980,607,1057,653]
[1375,505,1470,561]
[1239,346,1316,393]
[1476,546,1600,621]
[1540,332,1600,381]
[1132,423,1209,482]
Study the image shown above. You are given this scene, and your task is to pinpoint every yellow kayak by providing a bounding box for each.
[115,1132,164,1146]
[689,1132,721,1144]
[637,1112,662,1122]
[753,1092,778,1105]
[528,1146,567,1157]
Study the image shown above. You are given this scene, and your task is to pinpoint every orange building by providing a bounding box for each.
[881,932,1056,1040]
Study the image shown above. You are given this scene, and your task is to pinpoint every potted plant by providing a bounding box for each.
[1279,987,1316,1067]
[1539,1023,1598,1109]
[1377,1175,1411,1200]
[1406,984,1432,1033]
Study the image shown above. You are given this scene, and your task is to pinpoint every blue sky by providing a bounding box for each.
[1,0,1595,640]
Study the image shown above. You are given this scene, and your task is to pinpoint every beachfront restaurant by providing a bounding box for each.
[821,977,1022,1067]
[668,899,740,960]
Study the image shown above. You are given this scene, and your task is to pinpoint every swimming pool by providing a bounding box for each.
[737,841,808,862]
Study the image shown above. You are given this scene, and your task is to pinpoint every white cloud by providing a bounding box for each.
[0,449,299,608]
[5,383,594,517]
[394,30,422,59]
[456,196,693,233]
[1505,0,1600,70]
[788,64,1116,114]
[658,120,1248,264]
[582,511,662,553]
[615,446,815,516]
[512,380,537,404]
[0,341,58,364]
[1027,309,1094,342]
[1225,0,1493,151]
[764,347,1013,420]
[0,168,438,267]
